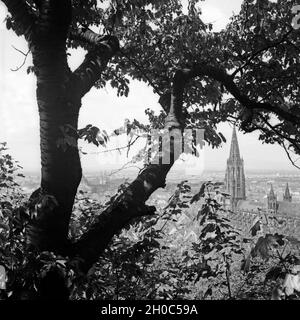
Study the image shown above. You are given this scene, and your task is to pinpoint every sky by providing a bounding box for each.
[0,0,298,175]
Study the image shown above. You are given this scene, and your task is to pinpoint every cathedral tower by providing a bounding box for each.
[267,184,278,213]
[225,127,246,210]
[283,183,292,202]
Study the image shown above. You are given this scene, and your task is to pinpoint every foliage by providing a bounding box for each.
[72,0,300,157]
[0,143,30,299]
[0,149,299,300]
[67,181,194,300]
[0,143,24,189]
[181,182,245,299]
[25,0,298,159]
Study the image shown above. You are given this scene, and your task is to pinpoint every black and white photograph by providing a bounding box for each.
[0,0,300,309]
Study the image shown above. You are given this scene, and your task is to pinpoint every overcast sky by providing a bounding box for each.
[0,0,298,174]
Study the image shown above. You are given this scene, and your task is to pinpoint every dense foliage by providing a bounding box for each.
[57,0,300,155]
[1,0,300,300]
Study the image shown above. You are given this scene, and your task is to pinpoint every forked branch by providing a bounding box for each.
[71,28,120,98]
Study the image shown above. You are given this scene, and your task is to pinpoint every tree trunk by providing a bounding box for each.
[27,36,82,251]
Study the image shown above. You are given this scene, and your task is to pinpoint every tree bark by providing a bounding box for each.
[23,2,120,252]
[24,0,78,251]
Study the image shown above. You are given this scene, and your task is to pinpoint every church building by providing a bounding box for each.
[224,127,246,211]
[267,183,300,217]
[224,127,300,217]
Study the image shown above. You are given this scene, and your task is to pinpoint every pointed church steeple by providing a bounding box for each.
[269,184,275,198]
[267,184,277,213]
[283,183,292,202]
[229,127,241,161]
[225,126,246,211]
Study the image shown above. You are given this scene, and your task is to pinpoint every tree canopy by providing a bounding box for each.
[4,0,300,156]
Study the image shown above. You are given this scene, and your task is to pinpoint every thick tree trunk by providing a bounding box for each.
[12,1,120,253]
[27,35,82,250]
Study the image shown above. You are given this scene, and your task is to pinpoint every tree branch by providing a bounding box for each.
[11,46,30,72]
[108,160,143,177]
[83,135,141,155]
[70,69,192,272]
[259,115,300,154]
[231,29,294,78]
[70,28,109,47]
[119,48,163,96]
[186,64,300,125]
[242,114,300,169]
[1,0,36,42]
[71,28,120,98]
[282,143,300,170]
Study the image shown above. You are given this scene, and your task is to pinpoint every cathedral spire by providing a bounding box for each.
[229,127,241,160]
[269,184,275,198]
[267,184,277,213]
[283,183,292,202]
[225,126,246,211]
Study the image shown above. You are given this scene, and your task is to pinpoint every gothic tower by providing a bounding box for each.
[267,184,278,213]
[283,183,292,202]
[225,127,246,210]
